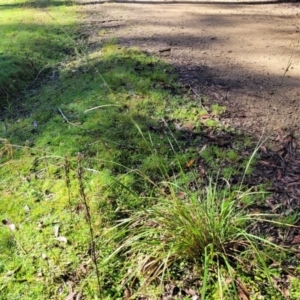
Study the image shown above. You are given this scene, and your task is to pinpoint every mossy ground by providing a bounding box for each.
[0,0,78,107]
[1,1,300,299]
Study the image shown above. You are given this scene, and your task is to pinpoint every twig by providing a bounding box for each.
[190,85,200,98]
[77,153,101,298]
[97,19,123,23]
[57,107,80,126]
[280,33,298,86]
[280,62,292,85]
[26,66,52,89]
[159,47,171,53]
[84,104,121,113]
[64,156,72,218]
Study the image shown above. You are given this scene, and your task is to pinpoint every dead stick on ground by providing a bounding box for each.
[58,107,80,127]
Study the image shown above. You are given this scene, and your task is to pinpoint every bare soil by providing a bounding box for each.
[80,0,300,139]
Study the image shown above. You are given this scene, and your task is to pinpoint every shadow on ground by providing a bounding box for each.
[0,14,78,106]
[82,0,300,137]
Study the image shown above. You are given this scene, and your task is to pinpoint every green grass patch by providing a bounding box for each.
[113,181,290,299]
[0,0,78,107]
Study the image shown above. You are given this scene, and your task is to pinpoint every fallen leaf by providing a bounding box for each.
[175,122,194,133]
[225,277,233,284]
[236,279,250,300]
[199,168,206,178]
[183,287,197,296]
[24,205,30,212]
[292,235,300,245]
[283,287,290,298]
[2,219,16,231]
[186,159,195,168]
[5,265,22,277]
[65,291,77,300]
[181,123,194,133]
[37,271,43,278]
[42,253,48,260]
[158,47,171,53]
[38,221,43,228]
[177,191,186,199]
[123,286,131,300]
[259,146,268,153]
[266,197,276,210]
[54,225,60,238]
[56,236,68,243]
[198,114,211,120]
[275,169,282,180]
[198,144,207,154]
[258,160,271,166]
[75,293,82,300]
[79,264,87,274]
[236,113,246,118]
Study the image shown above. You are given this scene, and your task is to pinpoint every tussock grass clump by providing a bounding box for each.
[115,176,292,299]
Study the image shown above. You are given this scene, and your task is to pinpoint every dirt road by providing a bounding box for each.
[81,0,300,138]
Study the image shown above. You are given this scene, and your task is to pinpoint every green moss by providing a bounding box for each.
[226,149,239,161]
[205,119,218,127]
[0,0,78,106]
[211,104,226,115]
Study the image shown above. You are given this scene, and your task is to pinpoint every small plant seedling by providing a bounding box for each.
[211,104,226,115]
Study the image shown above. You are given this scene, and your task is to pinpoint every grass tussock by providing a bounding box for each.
[112,177,292,299]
